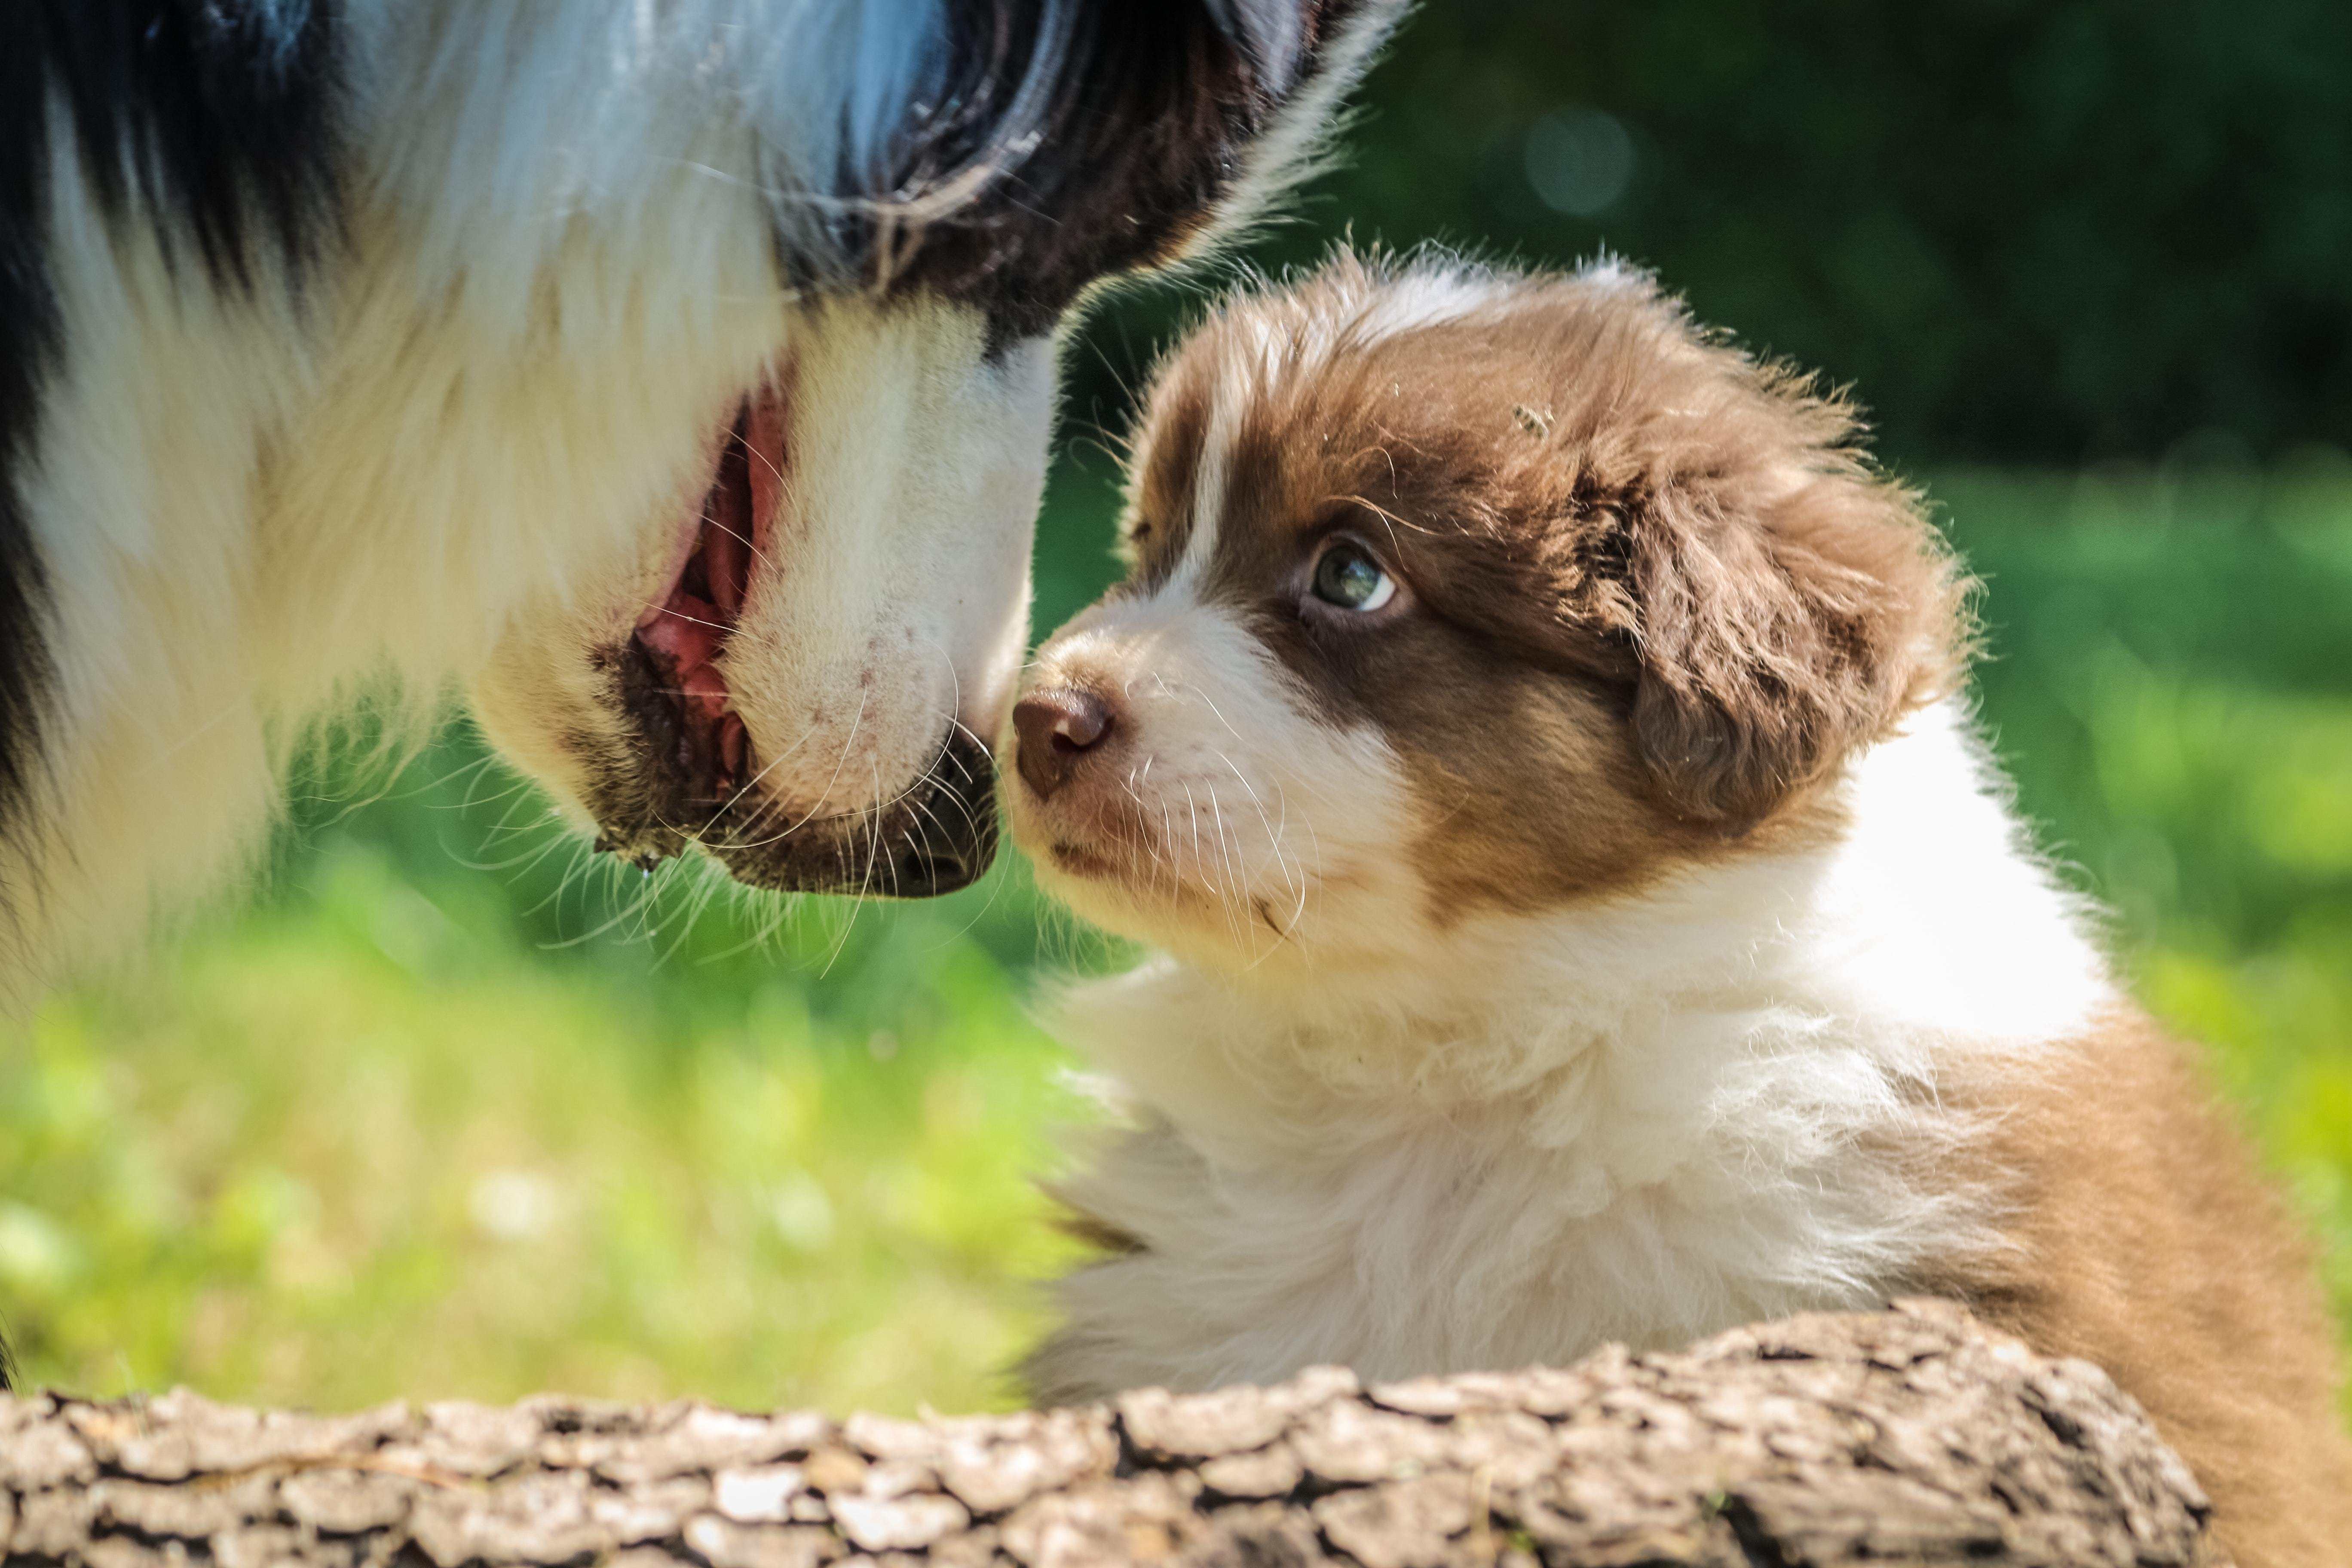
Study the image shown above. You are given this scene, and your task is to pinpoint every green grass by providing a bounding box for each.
[3,459,2349,1415]
[3,848,1092,1413]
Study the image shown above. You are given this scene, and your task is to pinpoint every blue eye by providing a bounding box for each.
[1311,543,1397,612]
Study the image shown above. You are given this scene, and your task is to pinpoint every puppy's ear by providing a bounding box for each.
[1621,446,1964,830]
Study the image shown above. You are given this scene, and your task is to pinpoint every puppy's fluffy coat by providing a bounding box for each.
[1005,252,2352,1567]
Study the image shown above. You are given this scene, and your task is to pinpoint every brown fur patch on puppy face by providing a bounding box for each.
[1012,251,1968,963]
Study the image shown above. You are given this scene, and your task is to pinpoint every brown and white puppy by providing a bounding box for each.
[1005,252,2352,1568]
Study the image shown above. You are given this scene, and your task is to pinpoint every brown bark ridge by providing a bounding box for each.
[0,1300,2217,1568]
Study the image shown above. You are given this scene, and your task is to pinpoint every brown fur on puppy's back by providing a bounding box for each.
[1937,1013,2352,1564]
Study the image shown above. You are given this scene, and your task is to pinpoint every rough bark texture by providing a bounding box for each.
[0,1301,2218,1568]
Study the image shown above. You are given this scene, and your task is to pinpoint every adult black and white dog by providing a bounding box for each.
[0,0,1401,1004]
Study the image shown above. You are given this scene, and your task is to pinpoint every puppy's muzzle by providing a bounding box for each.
[1014,687,1115,800]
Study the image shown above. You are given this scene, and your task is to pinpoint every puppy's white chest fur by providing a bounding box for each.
[1027,706,2111,1403]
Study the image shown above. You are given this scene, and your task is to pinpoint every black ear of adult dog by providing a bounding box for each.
[850,0,1378,351]
[0,1,346,891]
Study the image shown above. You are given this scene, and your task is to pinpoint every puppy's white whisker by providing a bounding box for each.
[1204,782,1246,940]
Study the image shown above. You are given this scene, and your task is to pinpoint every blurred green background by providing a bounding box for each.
[6,0,2351,1414]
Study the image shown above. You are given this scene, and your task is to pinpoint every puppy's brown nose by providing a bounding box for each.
[1014,687,1113,800]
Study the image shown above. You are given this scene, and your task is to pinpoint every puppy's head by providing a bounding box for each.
[1008,252,1967,972]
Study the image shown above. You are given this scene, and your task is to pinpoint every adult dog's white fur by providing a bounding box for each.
[0,0,1403,1001]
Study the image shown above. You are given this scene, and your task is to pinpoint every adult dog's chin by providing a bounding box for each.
[475,301,1049,900]
[582,384,999,897]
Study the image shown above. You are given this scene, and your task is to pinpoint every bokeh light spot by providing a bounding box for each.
[1525,108,1634,216]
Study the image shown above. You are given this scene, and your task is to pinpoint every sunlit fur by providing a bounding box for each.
[1012,254,2352,1566]
[0,0,1403,1001]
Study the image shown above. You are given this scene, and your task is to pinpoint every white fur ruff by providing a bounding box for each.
[1032,703,2114,1400]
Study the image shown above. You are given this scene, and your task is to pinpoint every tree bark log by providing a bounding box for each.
[0,1300,2217,1568]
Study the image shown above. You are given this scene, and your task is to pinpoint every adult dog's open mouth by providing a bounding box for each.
[629,392,783,812]
[582,380,999,897]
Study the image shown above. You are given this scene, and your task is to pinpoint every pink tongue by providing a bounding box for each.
[705,435,750,620]
[703,390,781,619]
[644,597,724,695]
[744,389,786,563]
[678,662,729,720]
[629,386,786,788]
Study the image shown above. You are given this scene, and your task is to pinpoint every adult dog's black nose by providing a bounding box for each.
[1014,688,1114,800]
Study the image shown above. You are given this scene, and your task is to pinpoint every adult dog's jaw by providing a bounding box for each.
[617,391,779,830]
[580,378,997,897]
[475,297,1044,899]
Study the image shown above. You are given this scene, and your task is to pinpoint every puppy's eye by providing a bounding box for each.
[1311,542,1396,612]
